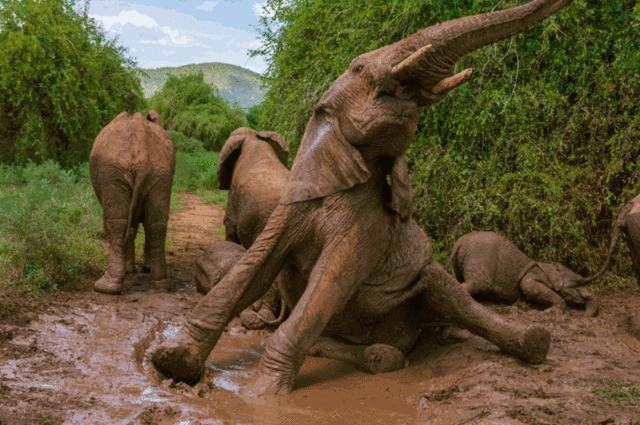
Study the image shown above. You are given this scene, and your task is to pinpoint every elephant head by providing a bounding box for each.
[534,262,598,316]
[217,127,290,190]
[146,109,163,127]
[282,0,574,209]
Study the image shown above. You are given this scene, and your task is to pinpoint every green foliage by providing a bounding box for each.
[168,130,205,154]
[149,73,247,151]
[0,161,105,295]
[173,151,220,192]
[246,103,267,131]
[0,0,146,167]
[252,0,640,279]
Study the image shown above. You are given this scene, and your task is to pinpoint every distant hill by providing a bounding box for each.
[139,62,264,110]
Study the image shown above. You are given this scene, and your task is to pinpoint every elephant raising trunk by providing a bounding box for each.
[385,0,574,105]
[153,0,575,397]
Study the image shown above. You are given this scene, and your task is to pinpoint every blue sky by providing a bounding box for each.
[87,0,270,73]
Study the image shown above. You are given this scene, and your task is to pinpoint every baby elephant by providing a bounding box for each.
[447,231,598,317]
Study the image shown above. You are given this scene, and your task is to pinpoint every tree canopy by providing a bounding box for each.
[251,0,640,280]
[0,0,146,167]
[148,72,247,151]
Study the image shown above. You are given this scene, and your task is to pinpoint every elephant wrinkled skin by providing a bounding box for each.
[90,110,175,295]
[152,0,574,396]
[447,231,598,317]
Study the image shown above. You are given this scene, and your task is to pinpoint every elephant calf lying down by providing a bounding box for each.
[447,231,598,316]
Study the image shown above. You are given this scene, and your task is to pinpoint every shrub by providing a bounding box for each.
[0,0,146,167]
[0,160,104,295]
[173,151,220,192]
[168,130,205,154]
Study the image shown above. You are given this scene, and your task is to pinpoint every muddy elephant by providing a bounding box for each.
[90,110,175,295]
[211,127,291,327]
[152,0,574,396]
[447,231,598,317]
[575,193,640,288]
[196,241,287,328]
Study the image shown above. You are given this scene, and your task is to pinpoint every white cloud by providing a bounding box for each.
[161,50,176,57]
[162,26,189,45]
[196,2,218,12]
[90,10,158,30]
[252,2,271,19]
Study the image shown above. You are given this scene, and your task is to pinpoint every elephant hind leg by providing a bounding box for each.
[420,261,550,364]
[309,337,407,374]
[95,218,130,295]
[143,191,171,292]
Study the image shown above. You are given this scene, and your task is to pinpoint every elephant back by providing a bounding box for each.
[218,127,289,190]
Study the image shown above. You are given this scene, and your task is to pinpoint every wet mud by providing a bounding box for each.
[1,193,639,425]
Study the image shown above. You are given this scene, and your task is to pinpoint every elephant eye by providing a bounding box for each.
[352,64,364,73]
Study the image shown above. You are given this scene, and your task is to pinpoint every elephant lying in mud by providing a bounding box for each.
[212,128,291,328]
[575,193,640,288]
[447,232,598,317]
[90,110,175,295]
[152,0,574,396]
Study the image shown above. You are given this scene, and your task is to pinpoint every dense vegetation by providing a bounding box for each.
[149,72,247,152]
[251,0,640,285]
[0,0,146,167]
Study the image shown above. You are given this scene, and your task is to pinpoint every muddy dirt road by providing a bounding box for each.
[1,193,639,425]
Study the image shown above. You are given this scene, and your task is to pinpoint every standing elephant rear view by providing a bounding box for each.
[90,110,176,295]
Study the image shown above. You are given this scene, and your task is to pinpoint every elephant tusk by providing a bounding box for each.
[431,68,474,94]
[390,44,433,80]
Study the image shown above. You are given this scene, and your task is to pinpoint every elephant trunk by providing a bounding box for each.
[574,224,623,285]
[391,0,574,95]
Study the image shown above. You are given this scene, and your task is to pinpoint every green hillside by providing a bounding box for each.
[139,62,264,110]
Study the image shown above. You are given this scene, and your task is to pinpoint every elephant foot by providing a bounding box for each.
[584,299,599,317]
[93,272,123,295]
[507,326,550,364]
[435,326,469,345]
[152,343,204,386]
[240,369,295,397]
[153,278,172,292]
[363,344,407,374]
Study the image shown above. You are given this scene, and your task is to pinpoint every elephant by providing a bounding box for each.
[446,231,599,317]
[196,241,287,328]
[574,193,640,288]
[90,110,176,295]
[152,0,574,397]
[213,127,291,327]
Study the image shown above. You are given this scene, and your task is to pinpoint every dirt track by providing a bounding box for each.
[1,193,639,425]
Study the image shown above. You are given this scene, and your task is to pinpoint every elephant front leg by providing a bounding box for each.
[241,230,375,397]
[94,218,129,295]
[421,262,550,364]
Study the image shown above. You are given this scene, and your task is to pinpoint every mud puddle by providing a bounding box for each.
[1,193,640,424]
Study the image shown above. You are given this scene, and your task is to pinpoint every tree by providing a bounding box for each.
[149,72,247,151]
[0,0,146,166]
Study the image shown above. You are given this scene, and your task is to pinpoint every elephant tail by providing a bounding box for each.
[124,169,146,247]
[445,239,461,271]
[575,205,629,285]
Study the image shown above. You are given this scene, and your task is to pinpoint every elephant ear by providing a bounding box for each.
[256,131,290,168]
[280,113,371,204]
[217,127,254,190]
[536,262,568,292]
[387,156,413,222]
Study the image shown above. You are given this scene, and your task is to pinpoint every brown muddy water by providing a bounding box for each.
[1,193,640,425]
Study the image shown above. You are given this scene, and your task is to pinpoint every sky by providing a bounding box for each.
[87,0,271,73]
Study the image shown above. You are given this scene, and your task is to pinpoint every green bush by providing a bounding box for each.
[0,160,104,295]
[167,130,205,154]
[252,0,640,282]
[173,151,220,192]
[149,73,247,151]
[0,0,146,167]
